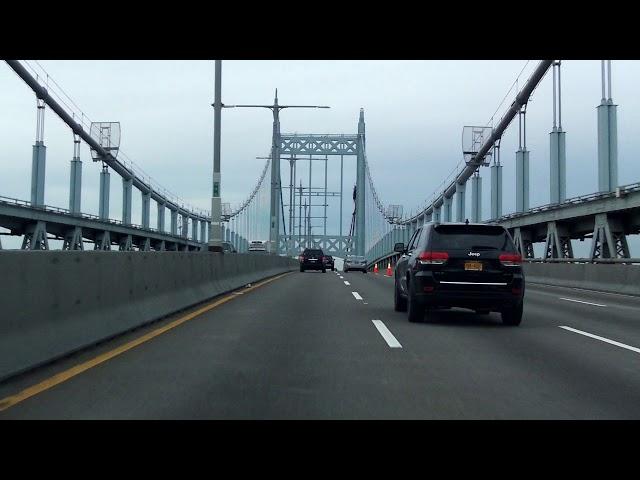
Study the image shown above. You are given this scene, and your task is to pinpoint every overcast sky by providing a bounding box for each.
[2,60,640,253]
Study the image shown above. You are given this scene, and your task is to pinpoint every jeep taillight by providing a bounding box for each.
[418,251,449,265]
[499,253,522,266]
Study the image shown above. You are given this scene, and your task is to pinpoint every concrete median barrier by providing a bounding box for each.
[0,251,297,381]
[523,262,640,296]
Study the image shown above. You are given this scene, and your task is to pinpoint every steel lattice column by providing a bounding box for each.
[31,99,46,207]
[490,163,502,219]
[142,190,151,229]
[157,202,165,232]
[170,209,178,235]
[433,205,441,223]
[69,135,82,214]
[455,181,466,222]
[471,173,482,222]
[99,166,110,220]
[122,177,133,225]
[597,61,618,193]
[182,214,189,239]
[550,61,567,204]
[589,213,630,259]
[543,221,573,259]
[443,196,452,222]
[355,109,366,256]
[515,148,530,212]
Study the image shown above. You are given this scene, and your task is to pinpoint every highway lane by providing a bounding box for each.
[2,267,640,419]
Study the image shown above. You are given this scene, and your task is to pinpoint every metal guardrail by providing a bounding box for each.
[526,258,640,264]
[0,195,205,244]
[488,181,640,223]
[364,248,640,269]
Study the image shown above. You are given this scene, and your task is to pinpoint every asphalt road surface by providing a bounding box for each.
[2,267,640,419]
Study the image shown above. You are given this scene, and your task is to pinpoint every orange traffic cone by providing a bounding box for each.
[374,263,379,274]
[386,262,392,276]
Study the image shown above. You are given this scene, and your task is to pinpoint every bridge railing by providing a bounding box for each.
[0,195,204,244]
[488,181,640,223]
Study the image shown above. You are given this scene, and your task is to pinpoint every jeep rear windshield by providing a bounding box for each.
[431,225,515,251]
[304,249,323,256]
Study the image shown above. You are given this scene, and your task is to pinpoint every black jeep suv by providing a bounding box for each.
[393,222,524,325]
[299,248,327,273]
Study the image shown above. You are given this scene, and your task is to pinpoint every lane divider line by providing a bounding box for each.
[352,292,363,300]
[559,297,606,308]
[559,326,640,354]
[372,320,402,348]
[0,271,292,413]
[344,281,350,286]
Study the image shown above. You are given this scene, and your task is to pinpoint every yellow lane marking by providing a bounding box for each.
[0,272,291,412]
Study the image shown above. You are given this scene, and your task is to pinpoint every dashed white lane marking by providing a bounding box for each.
[339,276,344,279]
[372,320,402,348]
[352,292,363,300]
[344,281,350,285]
[559,297,606,308]
[559,326,640,354]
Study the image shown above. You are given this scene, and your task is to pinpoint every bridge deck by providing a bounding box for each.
[3,268,640,419]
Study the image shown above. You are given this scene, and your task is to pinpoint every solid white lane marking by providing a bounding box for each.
[559,297,606,308]
[559,326,640,354]
[352,292,363,300]
[344,281,350,285]
[372,320,402,348]
[529,282,640,300]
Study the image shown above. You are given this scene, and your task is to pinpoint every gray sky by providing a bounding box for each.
[2,60,640,253]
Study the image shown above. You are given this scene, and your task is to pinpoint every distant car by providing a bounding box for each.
[248,240,267,253]
[323,255,335,271]
[221,241,237,253]
[299,248,327,273]
[393,222,524,325]
[344,255,367,273]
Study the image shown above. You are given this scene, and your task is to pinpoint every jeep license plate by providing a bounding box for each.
[464,261,483,271]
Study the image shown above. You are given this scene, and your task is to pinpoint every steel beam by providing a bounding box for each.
[455,181,466,222]
[69,136,82,214]
[21,220,48,250]
[516,148,530,212]
[443,196,452,222]
[5,60,209,224]
[142,190,151,229]
[122,177,132,225]
[31,142,46,207]
[355,109,366,256]
[99,166,110,220]
[157,202,165,232]
[490,163,502,219]
[471,174,482,222]
[401,61,553,227]
[170,209,178,235]
[62,226,83,250]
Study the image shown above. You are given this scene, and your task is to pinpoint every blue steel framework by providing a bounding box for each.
[1,59,636,264]
[364,60,636,266]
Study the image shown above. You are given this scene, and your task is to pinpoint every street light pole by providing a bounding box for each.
[209,60,223,252]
